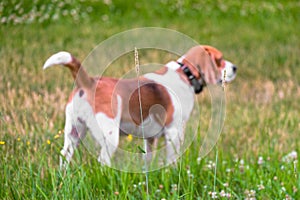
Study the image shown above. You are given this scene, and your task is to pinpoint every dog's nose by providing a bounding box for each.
[232,65,237,73]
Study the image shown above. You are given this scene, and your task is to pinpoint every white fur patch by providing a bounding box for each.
[166,61,180,70]
[144,69,194,122]
[43,51,72,69]
[177,55,185,63]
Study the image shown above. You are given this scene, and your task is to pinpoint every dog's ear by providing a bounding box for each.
[202,45,225,68]
[183,46,220,84]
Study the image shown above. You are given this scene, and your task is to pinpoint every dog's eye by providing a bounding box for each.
[216,58,225,68]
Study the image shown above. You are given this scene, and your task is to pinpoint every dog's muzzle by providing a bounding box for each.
[221,60,237,83]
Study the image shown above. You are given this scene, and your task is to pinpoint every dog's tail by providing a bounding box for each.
[43,51,94,88]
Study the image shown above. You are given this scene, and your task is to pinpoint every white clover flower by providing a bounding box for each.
[171,184,178,191]
[282,150,297,163]
[245,189,256,199]
[206,164,212,169]
[293,186,298,193]
[1,17,7,24]
[240,159,244,165]
[220,190,226,197]
[258,156,264,165]
[285,194,292,200]
[250,189,256,196]
[208,191,218,199]
[62,10,68,16]
[257,184,265,190]
[196,157,201,164]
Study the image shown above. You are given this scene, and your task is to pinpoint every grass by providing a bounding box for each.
[1,0,300,199]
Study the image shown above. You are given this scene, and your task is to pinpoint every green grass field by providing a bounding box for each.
[1,0,300,199]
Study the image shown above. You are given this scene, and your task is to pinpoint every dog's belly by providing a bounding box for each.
[120,115,164,138]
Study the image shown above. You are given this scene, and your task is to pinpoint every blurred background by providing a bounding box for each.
[0,0,299,199]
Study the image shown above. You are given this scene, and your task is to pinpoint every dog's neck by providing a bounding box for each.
[165,59,205,94]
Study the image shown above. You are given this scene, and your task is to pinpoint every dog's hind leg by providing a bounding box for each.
[145,137,159,162]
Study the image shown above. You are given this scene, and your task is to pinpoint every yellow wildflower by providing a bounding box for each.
[0,141,5,145]
[54,134,60,139]
[127,134,133,142]
[47,140,51,145]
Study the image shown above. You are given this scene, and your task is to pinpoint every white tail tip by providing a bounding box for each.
[43,51,72,70]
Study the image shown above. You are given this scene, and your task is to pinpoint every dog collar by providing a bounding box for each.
[177,62,205,94]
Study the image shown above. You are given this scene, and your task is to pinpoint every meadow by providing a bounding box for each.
[0,0,299,199]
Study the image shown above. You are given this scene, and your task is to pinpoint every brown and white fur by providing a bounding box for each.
[43,45,237,168]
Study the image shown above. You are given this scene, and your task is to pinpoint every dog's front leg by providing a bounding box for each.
[145,137,159,162]
[98,130,119,166]
[96,123,120,167]
[92,112,121,167]
[164,125,184,165]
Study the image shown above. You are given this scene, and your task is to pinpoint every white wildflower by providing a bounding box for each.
[245,189,256,199]
[240,159,244,165]
[1,17,7,23]
[258,156,264,165]
[197,157,201,164]
[220,190,226,197]
[282,150,297,163]
[208,191,218,199]
[285,194,292,200]
[257,184,265,190]
[250,189,256,196]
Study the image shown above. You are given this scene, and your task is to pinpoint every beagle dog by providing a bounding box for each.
[43,45,237,168]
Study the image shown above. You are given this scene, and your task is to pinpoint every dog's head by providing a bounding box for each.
[202,45,237,83]
[180,45,237,86]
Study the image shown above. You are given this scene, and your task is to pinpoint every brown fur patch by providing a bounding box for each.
[128,82,174,126]
[154,67,168,75]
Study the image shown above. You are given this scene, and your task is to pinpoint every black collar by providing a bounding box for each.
[177,62,205,94]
